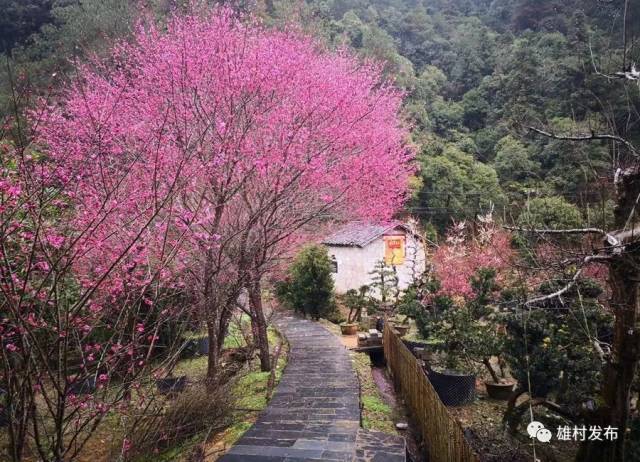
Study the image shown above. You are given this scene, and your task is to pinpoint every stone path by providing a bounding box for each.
[219,316,405,462]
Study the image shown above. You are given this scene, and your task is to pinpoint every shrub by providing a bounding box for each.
[127,382,235,458]
[503,281,612,404]
[277,245,336,320]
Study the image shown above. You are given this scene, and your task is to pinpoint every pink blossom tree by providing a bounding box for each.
[45,7,414,377]
[432,215,514,300]
[0,92,197,460]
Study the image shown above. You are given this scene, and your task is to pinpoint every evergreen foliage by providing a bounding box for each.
[277,245,337,320]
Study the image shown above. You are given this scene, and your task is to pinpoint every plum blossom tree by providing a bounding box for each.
[432,213,513,300]
[1,2,414,453]
[44,7,414,378]
[0,94,197,460]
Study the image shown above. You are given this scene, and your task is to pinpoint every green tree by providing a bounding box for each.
[494,135,539,184]
[278,245,336,320]
[0,0,53,53]
[417,146,505,230]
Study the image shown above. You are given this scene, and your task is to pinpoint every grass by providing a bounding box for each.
[351,351,398,434]
[100,322,287,462]
[204,326,288,456]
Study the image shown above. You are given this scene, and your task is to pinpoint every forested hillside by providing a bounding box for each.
[280,0,639,232]
[2,1,638,234]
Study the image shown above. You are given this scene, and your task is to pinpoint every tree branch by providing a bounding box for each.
[528,126,638,158]
[504,226,606,235]
[524,255,610,307]
[504,225,621,247]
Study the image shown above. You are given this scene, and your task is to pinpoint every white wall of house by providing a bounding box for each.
[326,231,426,297]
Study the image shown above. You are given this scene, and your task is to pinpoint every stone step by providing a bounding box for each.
[355,429,406,462]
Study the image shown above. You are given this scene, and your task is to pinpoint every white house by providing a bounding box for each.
[322,222,426,296]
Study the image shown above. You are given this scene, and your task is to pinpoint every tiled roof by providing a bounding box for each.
[322,222,407,247]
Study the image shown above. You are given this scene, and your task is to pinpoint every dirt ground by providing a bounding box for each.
[334,323,578,462]
[448,381,579,462]
[338,333,358,349]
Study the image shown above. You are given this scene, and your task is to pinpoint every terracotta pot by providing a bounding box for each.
[340,323,358,335]
[485,381,515,400]
[393,324,410,337]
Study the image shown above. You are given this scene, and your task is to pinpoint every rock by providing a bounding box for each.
[395,422,408,430]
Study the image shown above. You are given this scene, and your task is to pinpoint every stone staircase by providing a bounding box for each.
[218,316,406,462]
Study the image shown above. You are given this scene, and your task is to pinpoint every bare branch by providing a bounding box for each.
[504,226,607,235]
[524,255,610,307]
[528,126,638,157]
[504,225,622,247]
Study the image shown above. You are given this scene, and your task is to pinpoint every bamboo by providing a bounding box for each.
[383,325,480,462]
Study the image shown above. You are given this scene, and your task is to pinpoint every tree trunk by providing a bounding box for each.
[483,357,500,384]
[249,278,271,372]
[580,167,640,462]
[206,317,221,380]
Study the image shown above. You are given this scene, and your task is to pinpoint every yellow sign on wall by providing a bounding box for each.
[384,235,405,265]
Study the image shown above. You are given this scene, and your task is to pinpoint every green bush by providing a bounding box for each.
[276,245,336,320]
[504,279,612,404]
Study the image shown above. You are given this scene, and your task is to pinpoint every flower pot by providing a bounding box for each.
[156,376,187,395]
[392,324,410,337]
[485,381,515,400]
[427,368,476,406]
[340,323,358,335]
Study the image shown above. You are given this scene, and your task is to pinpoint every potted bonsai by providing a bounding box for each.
[340,322,358,335]
[340,286,372,335]
[472,318,515,401]
[390,315,411,337]
[426,303,478,406]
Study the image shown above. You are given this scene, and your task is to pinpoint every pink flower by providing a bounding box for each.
[6,343,17,352]
[6,185,21,197]
[98,374,109,383]
[34,261,50,272]
[46,234,65,249]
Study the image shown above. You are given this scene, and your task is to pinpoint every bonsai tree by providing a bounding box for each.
[470,315,508,384]
[369,260,400,306]
[276,245,336,320]
[502,278,613,433]
[397,274,452,341]
[341,285,375,324]
[463,268,509,382]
